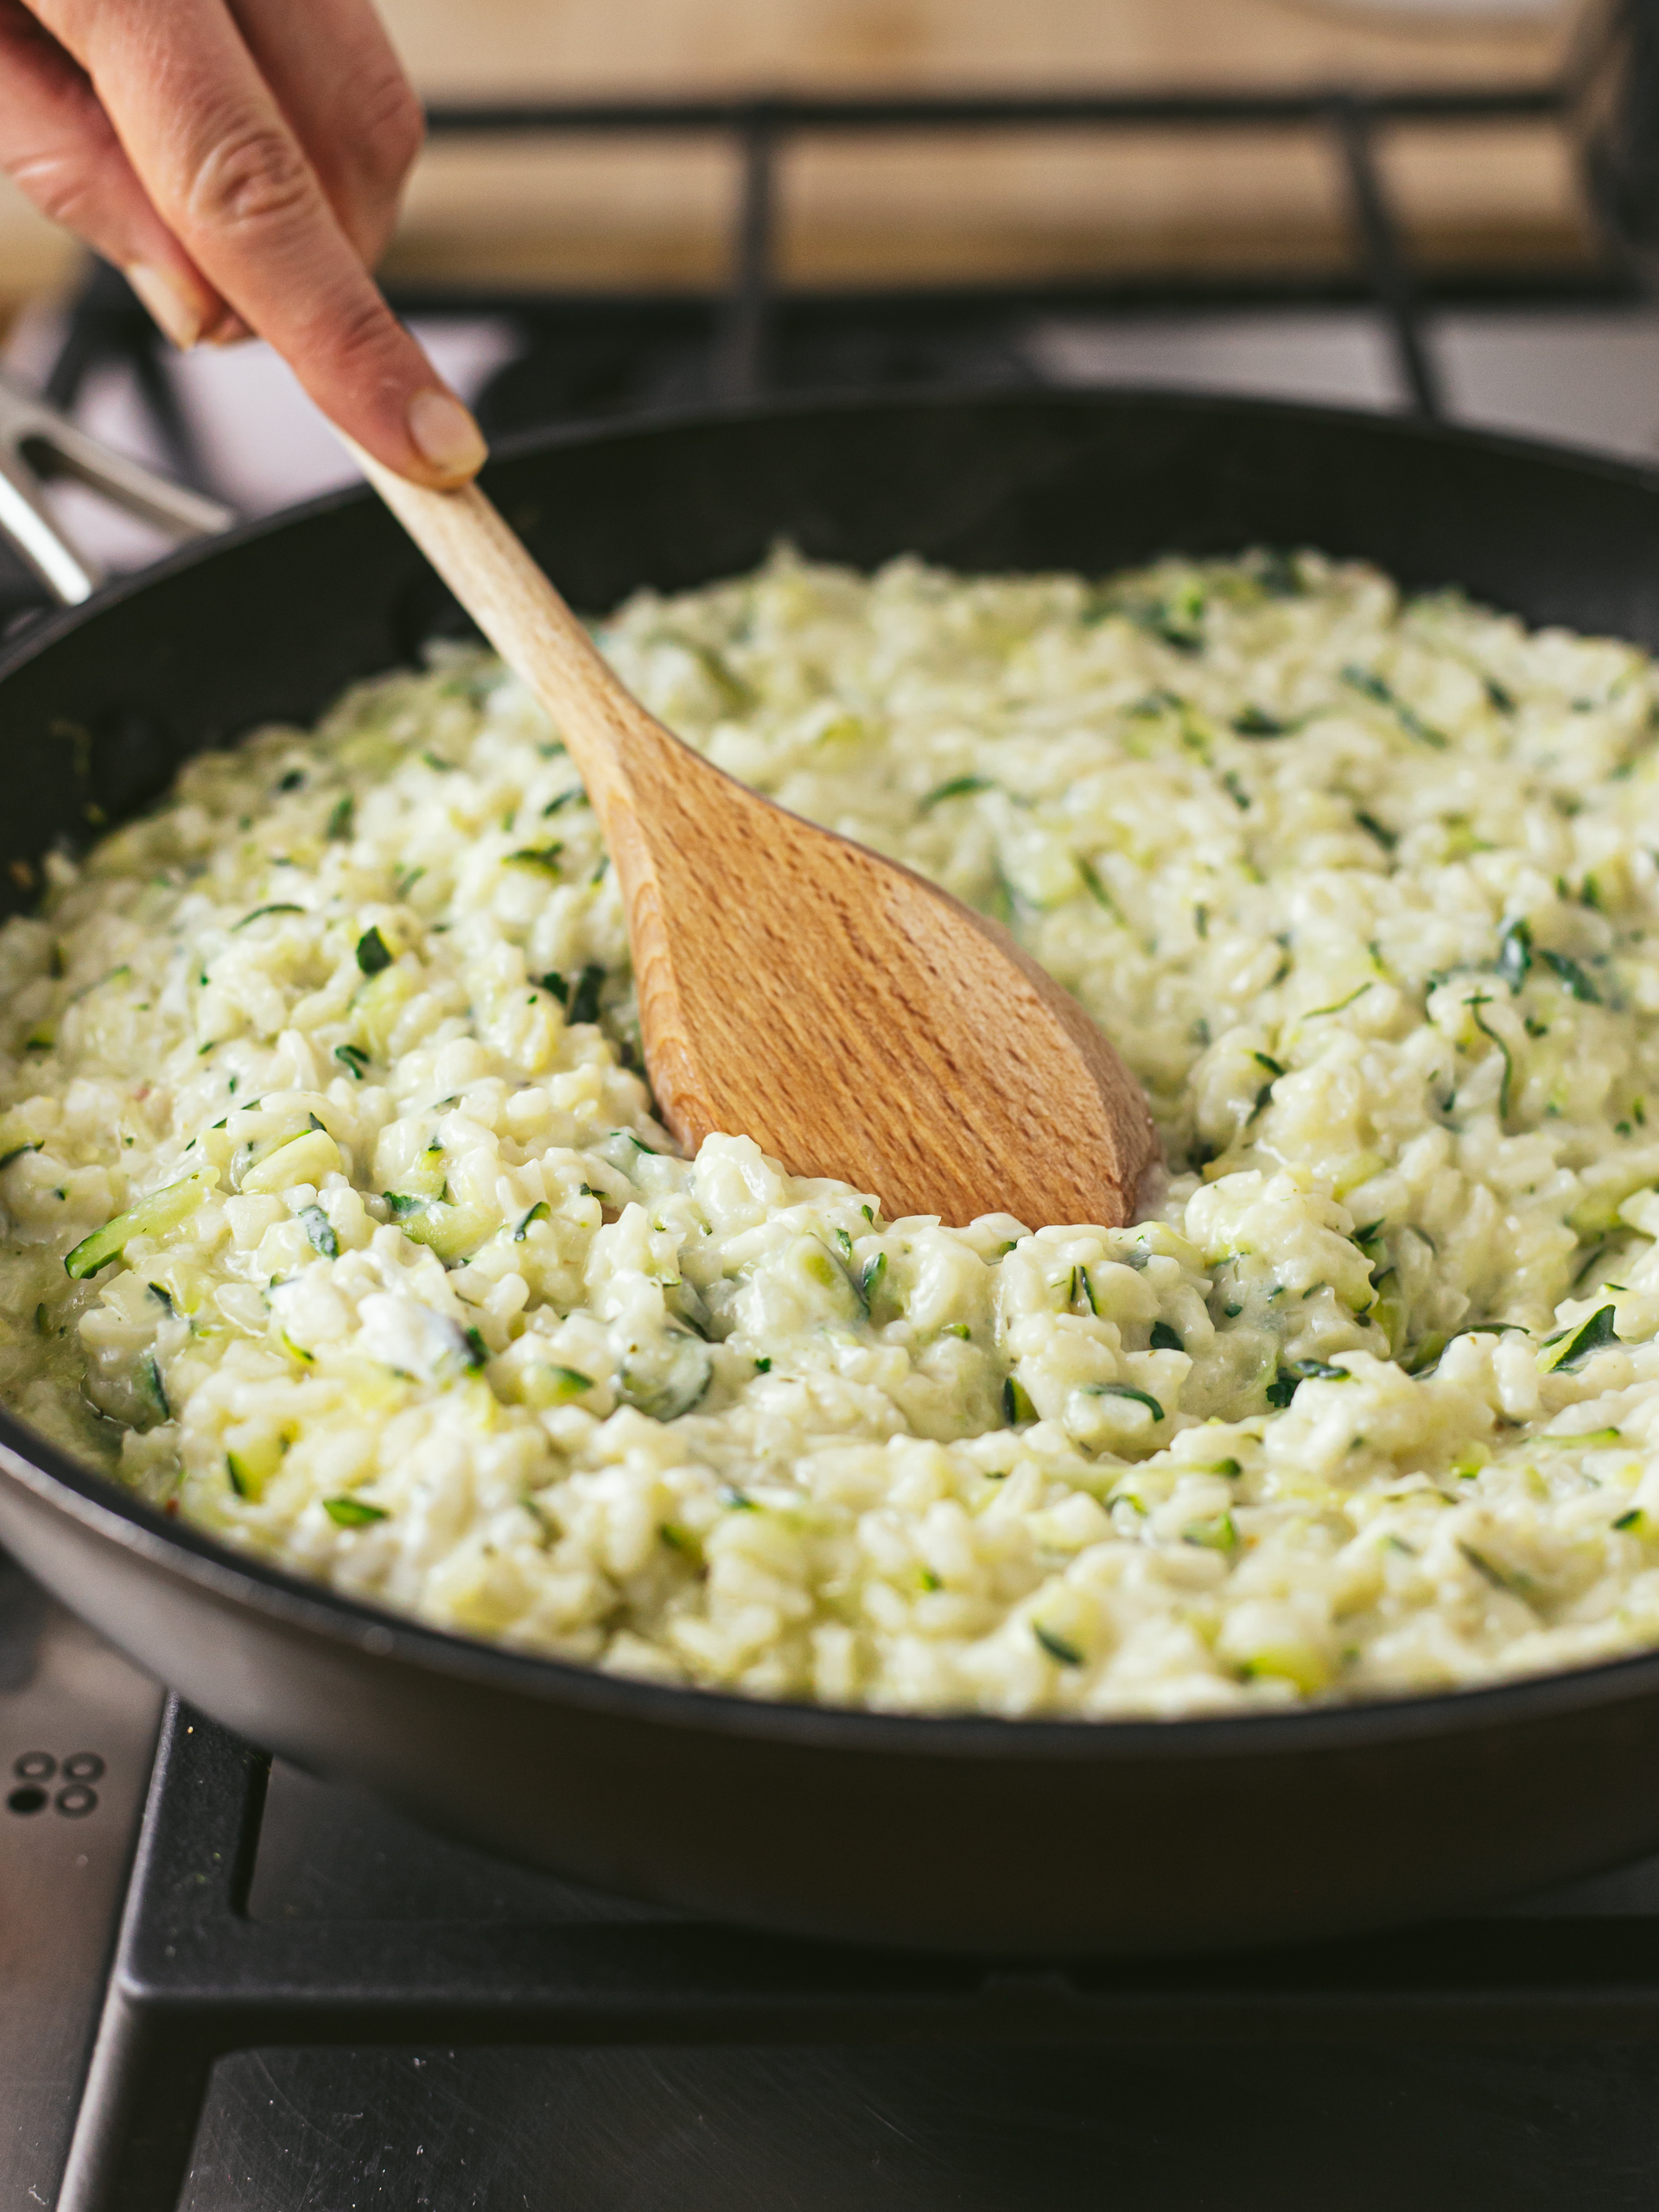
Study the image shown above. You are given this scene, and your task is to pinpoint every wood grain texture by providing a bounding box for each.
[349,441,1161,1228]
[374,0,1586,295]
[0,2,1582,310]
[381,0,1571,98]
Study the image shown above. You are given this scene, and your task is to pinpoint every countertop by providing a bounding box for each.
[0,2,1595,314]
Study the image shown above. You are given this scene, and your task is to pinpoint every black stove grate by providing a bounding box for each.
[30,10,1656,522]
[55,1696,1659,2212]
[413,76,1589,425]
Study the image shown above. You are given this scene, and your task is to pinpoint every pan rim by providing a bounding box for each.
[4,378,1659,685]
[7,381,1659,1761]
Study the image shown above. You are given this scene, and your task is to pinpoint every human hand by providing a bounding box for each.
[0,0,486,486]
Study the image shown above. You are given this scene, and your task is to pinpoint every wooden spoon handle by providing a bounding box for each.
[342,436,652,817]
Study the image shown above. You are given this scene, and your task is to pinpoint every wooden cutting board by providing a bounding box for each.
[0,0,1591,309]
[383,0,1573,93]
[379,0,1592,291]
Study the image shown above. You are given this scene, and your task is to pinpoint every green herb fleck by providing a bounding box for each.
[355,926,393,976]
[568,965,605,1025]
[1465,993,1514,1121]
[1267,1357,1348,1407]
[137,1352,169,1422]
[1342,664,1447,747]
[1497,916,1533,993]
[507,844,563,875]
[1304,982,1373,1020]
[1459,1541,1531,1599]
[1183,1511,1237,1551]
[1085,1382,1165,1421]
[1077,855,1122,918]
[298,1205,338,1260]
[1232,706,1292,738]
[1552,1305,1621,1371]
[918,773,995,812]
[325,1497,389,1527]
[1539,948,1600,1003]
[232,902,305,931]
[1033,1623,1084,1667]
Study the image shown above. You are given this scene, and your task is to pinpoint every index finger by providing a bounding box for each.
[36,0,483,486]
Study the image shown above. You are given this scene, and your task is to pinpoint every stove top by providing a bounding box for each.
[1,1568,161,2209]
[10,1578,1659,2212]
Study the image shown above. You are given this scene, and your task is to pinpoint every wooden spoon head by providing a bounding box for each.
[613,747,1162,1229]
[336,457,1160,1225]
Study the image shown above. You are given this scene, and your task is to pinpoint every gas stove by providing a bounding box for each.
[14,18,1659,2206]
[10,1588,1659,2211]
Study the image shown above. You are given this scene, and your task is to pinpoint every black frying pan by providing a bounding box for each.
[4,389,1659,1958]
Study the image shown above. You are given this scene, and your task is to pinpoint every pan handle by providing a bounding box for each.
[0,368,235,607]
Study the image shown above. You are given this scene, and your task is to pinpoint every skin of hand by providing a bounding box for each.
[0,0,486,485]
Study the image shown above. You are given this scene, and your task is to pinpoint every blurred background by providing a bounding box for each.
[2,0,1656,588]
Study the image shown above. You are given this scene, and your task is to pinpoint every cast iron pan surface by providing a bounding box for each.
[3,391,1659,1957]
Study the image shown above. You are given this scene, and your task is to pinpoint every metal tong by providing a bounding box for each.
[0,366,234,607]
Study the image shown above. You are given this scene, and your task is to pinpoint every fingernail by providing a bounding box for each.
[407,389,487,480]
[125,264,206,352]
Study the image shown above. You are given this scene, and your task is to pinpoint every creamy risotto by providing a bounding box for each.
[4,546,1659,1715]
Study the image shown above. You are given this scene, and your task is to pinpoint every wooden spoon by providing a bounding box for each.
[350,445,1161,1229]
